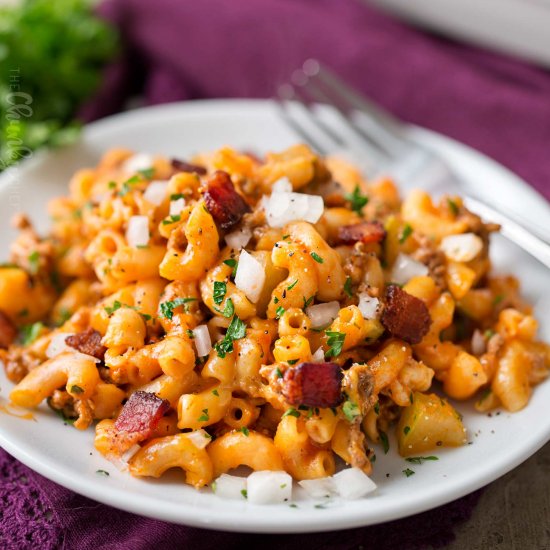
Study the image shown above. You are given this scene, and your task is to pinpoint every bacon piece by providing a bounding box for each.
[203,170,250,230]
[171,158,207,175]
[338,221,386,244]
[65,327,106,360]
[381,285,431,344]
[114,391,170,439]
[0,310,17,349]
[282,362,343,408]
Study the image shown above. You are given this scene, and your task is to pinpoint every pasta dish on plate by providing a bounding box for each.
[0,144,548,503]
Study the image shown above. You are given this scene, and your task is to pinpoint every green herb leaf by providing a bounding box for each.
[404,426,411,435]
[170,193,185,201]
[342,400,360,422]
[287,359,298,365]
[344,276,353,298]
[379,430,390,454]
[186,328,195,339]
[162,214,181,225]
[104,300,122,315]
[223,258,238,277]
[399,223,413,244]
[275,367,283,379]
[374,401,380,415]
[160,297,197,319]
[492,294,504,306]
[96,469,110,477]
[198,409,210,422]
[282,408,300,418]
[275,306,285,319]
[213,314,246,357]
[310,252,324,264]
[241,489,248,499]
[239,426,250,437]
[138,167,154,179]
[213,281,227,305]
[405,456,439,464]
[70,385,84,394]
[28,251,40,275]
[212,389,219,396]
[345,185,369,215]
[215,297,235,318]
[287,279,298,291]
[448,198,459,216]
[303,295,314,309]
[325,331,345,358]
[20,322,44,345]
[403,468,415,477]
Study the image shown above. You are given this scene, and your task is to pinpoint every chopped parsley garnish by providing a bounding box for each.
[303,295,314,309]
[342,399,360,422]
[170,193,185,201]
[275,367,283,379]
[405,456,439,464]
[374,401,380,415]
[162,214,181,225]
[344,276,353,298]
[399,223,413,244]
[310,252,324,264]
[160,297,197,319]
[28,251,40,274]
[136,244,149,250]
[241,489,248,499]
[213,281,227,305]
[104,300,122,315]
[345,184,369,215]
[70,385,84,394]
[138,167,155,179]
[223,258,238,277]
[212,389,219,397]
[275,306,285,319]
[282,234,290,240]
[492,294,504,306]
[214,314,246,358]
[379,430,390,454]
[119,174,141,196]
[484,329,496,340]
[56,308,72,325]
[186,329,195,339]
[403,468,415,477]
[447,198,459,216]
[215,297,235,318]
[198,409,210,422]
[20,322,44,345]
[96,469,110,477]
[239,426,250,437]
[108,181,117,189]
[403,426,411,435]
[282,408,300,418]
[325,331,345,358]
[287,359,298,365]
[287,279,298,291]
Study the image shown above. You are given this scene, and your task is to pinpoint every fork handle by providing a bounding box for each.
[464,197,550,270]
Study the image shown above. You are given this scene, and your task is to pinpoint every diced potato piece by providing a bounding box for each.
[443,351,488,400]
[445,261,476,300]
[397,392,467,456]
[492,341,531,412]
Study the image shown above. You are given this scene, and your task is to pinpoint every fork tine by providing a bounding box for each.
[304,60,411,158]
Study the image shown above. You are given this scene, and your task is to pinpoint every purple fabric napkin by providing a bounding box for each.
[3,0,550,548]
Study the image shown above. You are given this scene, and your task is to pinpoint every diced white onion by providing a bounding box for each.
[471,329,486,356]
[312,347,325,362]
[357,293,380,320]
[46,332,74,358]
[306,301,340,328]
[193,324,212,357]
[235,250,266,303]
[212,474,247,500]
[265,191,324,227]
[272,177,293,193]
[299,477,335,498]
[331,468,377,499]
[225,227,252,250]
[169,197,186,217]
[143,180,169,206]
[123,153,154,174]
[126,215,149,248]
[390,253,429,285]
[440,233,483,262]
[121,444,141,463]
[247,471,293,504]
[185,429,212,450]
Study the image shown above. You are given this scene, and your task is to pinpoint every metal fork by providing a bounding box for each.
[277,60,550,270]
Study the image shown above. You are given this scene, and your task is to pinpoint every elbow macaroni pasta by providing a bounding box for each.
[1,144,548,492]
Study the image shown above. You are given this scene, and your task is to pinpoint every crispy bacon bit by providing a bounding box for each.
[381,285,431,344]
[282,362,343,408]
[65,328,106,360]
[203,170,250,230]
[0,310,17,349]
[114,391,170,438]
[338,221,386,245]
[171,158,207,175]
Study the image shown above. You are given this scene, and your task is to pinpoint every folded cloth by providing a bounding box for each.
[80,0,550,200]
[3,0,549,548]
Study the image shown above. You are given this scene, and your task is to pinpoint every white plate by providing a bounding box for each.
[0,99,549,533]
